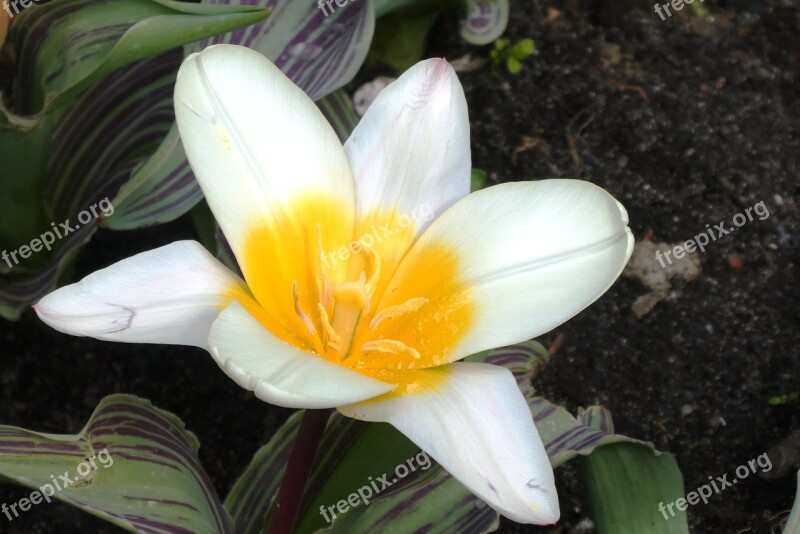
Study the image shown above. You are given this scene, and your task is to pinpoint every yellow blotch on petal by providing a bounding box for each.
[239,193,354,351]
[232,194,474,387]
[364,366,454,400]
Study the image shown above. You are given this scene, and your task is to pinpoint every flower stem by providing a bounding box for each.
[266,409,331,534]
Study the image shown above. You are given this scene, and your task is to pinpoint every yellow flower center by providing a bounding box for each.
[234,193,474,383]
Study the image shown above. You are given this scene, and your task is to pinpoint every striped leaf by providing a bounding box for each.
[460,0,509,46]
[0,0,375,318]
[7,0,270,119]
[584,443,689,533]
[0,394,232,533]
[373,0,421,18]
[316,89,361,143]
[0,225,95,320]
[195,0,375,101]
[223,411,302,533]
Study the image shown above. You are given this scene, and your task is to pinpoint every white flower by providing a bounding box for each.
[35,44,634,525]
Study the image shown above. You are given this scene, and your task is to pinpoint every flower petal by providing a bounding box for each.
[345,57,469,248]
[339,362,559,525]
[34,241,249,349]
[174,44,358,344]
[173,43,356,272]
[342,58,471,303]
[208,301,395,409]
[375,179,634,365]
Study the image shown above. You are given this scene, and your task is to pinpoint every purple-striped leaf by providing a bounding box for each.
[195,0,374,101]
[1,0,375,318]
[223,411,302,533]
[316,89,361,143]
[7,0,270,119]
[0,394,232,533]
[0,0,270,319]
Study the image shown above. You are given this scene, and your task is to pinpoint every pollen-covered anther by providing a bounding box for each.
[369,297,429,330]
[292,281,318,336]
[317,303,341,351]
[361,339,422,361]
[362,243,382,297]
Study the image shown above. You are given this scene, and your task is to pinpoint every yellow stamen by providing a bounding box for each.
[239,194,474,380]
[362,243,382,298]
[317,303,341,352]
[369,297,429,330]
[292,281,326,355]
[292,281,318,336]
[361,339,422,361]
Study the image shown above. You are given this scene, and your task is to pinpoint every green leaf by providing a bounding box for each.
[506,56,522,74]
[512,38,535,58]
[785,471,800,534]
[460,0,509,46]
[689,2,708,17]
[0,116,53,260]
[470,168,488,191]
[312,459,499,533]
[317,89,361,144]
[191,199,220,257]
[584,443,689,534]
[494,37,510,50]
[368,8,439,72]
[373,0,424,18]
[224,411,303,533]
[0,394,232,532]
[298,419,422,533]
[769,392,800,406]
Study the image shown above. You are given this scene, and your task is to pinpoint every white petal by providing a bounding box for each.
[339,362,559,524]
[379,179,634,363]
[345,58,470,237]
[34,241,247,349]
[208,302,395,408]
[173,44,355,270]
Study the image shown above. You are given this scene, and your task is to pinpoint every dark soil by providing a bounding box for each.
[1,0,798,533]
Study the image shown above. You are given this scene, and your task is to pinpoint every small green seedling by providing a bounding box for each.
[690,2,708,17]
[768,392,800,406]
[490,37,535,74]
